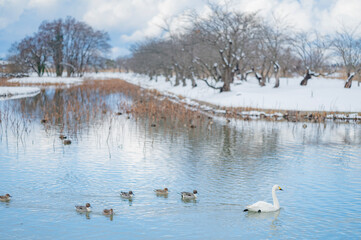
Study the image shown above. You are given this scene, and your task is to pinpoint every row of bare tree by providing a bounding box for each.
[121,4,361,91]
[8,17,111,77]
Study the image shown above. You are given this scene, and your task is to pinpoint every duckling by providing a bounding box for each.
[154,188,168,195]
[75,203,91,212]
[181,190,197,200]
[120,191,134,199]
[59,134,67,140]
[0,194,11,202]
[103,208,114,216]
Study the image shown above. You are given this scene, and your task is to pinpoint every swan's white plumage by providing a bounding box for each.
[245,185,283,213]
[246,201,276,212]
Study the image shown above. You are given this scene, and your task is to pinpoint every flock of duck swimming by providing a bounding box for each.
[0,185,283,215]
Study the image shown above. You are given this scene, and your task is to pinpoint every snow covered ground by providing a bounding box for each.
[0,86,40,100]
[4,72,360,113]
[8,76,83,85]
[86,72,361,113]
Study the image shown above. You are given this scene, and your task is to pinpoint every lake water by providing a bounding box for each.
[1,88,361,239]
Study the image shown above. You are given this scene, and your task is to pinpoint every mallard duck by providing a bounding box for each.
[154,188,168,195]
[75,203,91,212]
[103,208,114,215]
[181,190,197,200]
[0,194,11,202]
[120,191,134,199]
[244,185,283,213]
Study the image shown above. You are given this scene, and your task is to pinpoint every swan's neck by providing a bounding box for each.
[272,188,280,210]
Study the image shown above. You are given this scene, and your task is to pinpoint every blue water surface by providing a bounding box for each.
[1,91,361,239]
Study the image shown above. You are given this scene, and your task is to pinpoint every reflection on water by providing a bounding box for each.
[1,87,361,239]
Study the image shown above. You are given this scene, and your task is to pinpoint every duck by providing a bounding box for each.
[0,194,11,202]
[59,134,67,140]
[154,188,169,195]
[244,185,283,213]
[103,208,114,216]
[120,191,134,199]
[181,190,197,200]
[75,203,91,212]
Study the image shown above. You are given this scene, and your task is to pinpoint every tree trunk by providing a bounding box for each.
[55,64,63,77]
[182,77,186,86]
[174,70,180,86]
[274,73,280,88]
[273,62,280,88]
[221,67,232,92]
[255,72,265,87]
[190,72,197,88]
[300,69,311,86]
[344,73,354,88]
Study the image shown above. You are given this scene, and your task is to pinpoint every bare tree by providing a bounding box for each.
[332,25,361,88]
[39,19,64,76]
[8,33,49,76]
[8,16,111,77]
[189,3,259,92]
[256,15,291,87]
[293,31,330,86]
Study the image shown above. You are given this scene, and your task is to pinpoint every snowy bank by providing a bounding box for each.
[0,87,40,100]
[8,76,83,85]
[86,72,361,113]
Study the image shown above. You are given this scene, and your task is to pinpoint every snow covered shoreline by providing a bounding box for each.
[8,76,83,85]
[0,86,40,100]
[3,73,360,120]
[85,72,361,114]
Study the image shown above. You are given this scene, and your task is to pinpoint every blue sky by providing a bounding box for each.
[0,0,360,60]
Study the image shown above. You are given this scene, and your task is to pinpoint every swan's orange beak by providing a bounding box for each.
[278,186,283,191]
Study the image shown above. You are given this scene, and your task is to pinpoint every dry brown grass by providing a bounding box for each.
[0,77,20,86]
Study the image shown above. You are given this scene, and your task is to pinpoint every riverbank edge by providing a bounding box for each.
[117,78,361,124]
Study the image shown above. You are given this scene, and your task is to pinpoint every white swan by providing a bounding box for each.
[244,185,283,213]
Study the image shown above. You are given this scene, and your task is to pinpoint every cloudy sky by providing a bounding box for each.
[0,0,360,59]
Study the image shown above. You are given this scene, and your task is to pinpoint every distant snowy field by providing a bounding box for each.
[86,72,361,113]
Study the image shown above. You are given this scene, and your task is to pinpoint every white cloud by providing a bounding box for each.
[2,0,361,58]
[28,0,58,8]
[234,0,361,35]
[0,0,28,29]
[83,0,160,32]
[0,0,61,30]
[111,46,130,57]
[83,0,205,41]
[319,0,361,34]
